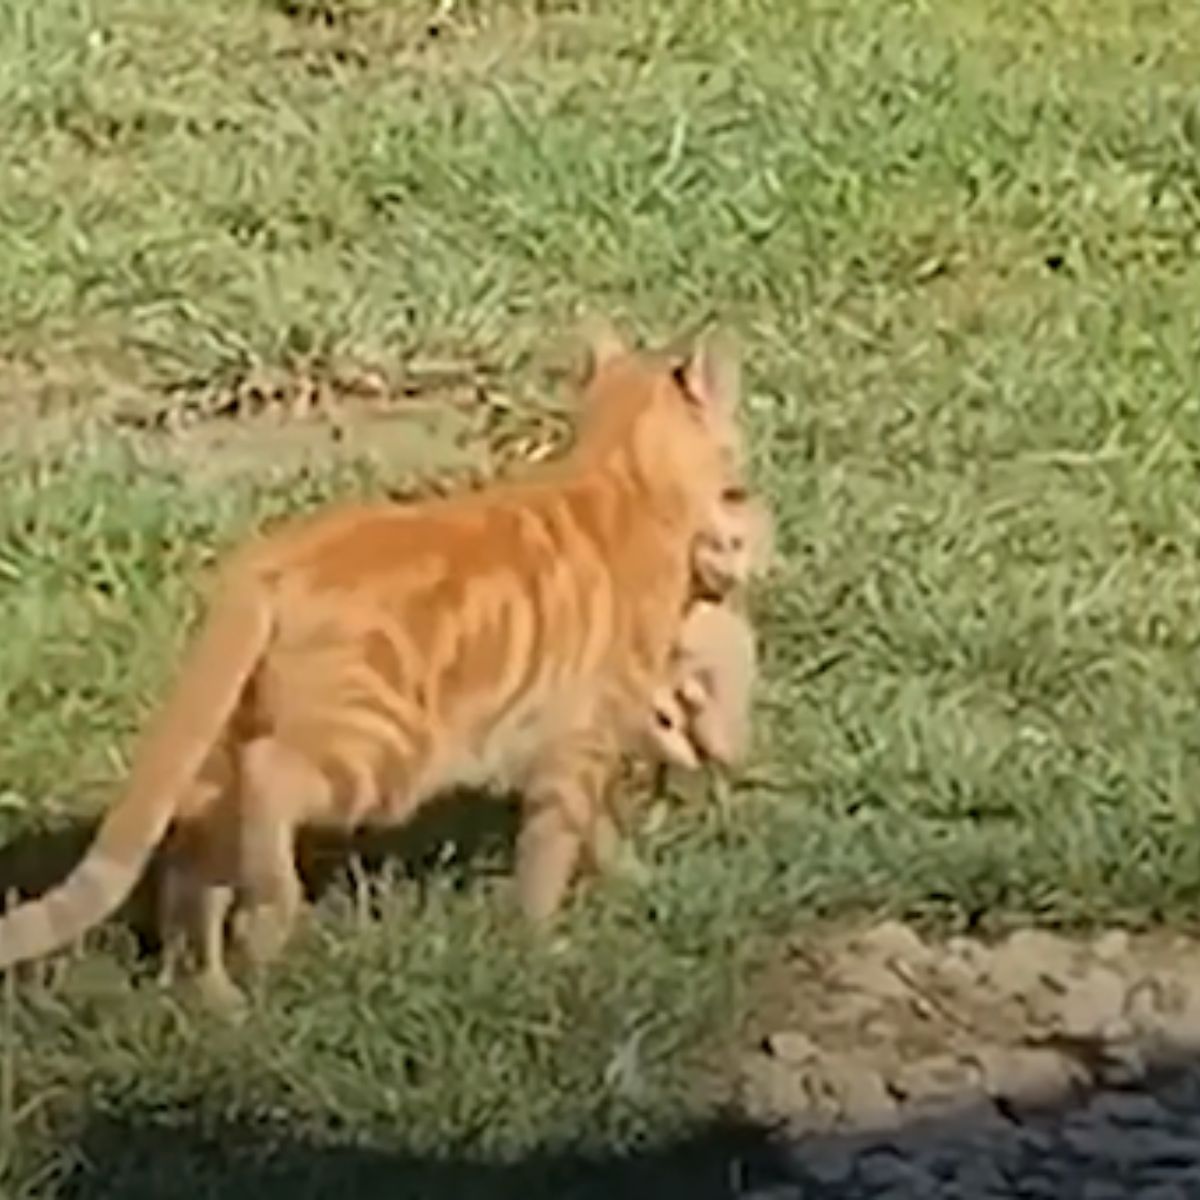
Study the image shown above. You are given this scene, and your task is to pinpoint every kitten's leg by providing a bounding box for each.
[233,737,330,969]
[584,802,652,888]
[156,854,190,989]
[193,880,238,1006]
[156,814,242,1009]
[515,799,586,924]
[516,731,621,922]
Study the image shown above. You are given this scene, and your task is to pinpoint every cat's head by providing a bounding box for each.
[570,318,748,506]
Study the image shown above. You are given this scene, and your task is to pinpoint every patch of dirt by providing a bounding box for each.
[0,347,570,489]
[735,921,1200,1197]
[112,356,477,483]
[265,0,583,79]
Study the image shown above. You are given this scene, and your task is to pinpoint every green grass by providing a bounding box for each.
[3,0,1200,1193]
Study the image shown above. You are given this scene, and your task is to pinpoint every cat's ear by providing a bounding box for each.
[577,315,627,383]
[677,328,740,415]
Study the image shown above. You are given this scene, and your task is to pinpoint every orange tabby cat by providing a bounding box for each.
[0,323,749,1005]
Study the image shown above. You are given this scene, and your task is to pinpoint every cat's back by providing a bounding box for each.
[225,480,569,591]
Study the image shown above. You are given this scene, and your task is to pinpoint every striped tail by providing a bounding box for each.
[0,576,273,970]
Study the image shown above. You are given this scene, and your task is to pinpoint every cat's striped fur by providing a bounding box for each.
[0,323,750,1004]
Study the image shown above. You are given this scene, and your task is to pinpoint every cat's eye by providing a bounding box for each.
[671,362,704,411]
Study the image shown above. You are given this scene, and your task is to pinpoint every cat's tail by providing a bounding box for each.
[0,572,273,970]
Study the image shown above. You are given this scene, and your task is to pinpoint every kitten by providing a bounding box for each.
[646,601,758,771]
[646,490,773,770]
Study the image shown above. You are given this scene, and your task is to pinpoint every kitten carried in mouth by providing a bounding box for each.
[646,490,773,771]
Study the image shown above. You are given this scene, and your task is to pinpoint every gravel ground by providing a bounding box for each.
[737,923,1200,1198]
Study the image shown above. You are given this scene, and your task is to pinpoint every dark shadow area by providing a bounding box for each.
[0,816,168,936]
[770,1059,1200,1196]
[0,819,100,905]
[60,1111,790,1200]
[296,785,521,909]
[55,1055,1200,1199]
[0,786,522,958]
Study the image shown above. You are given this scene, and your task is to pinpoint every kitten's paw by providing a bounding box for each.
[231,903,296,968]
[608,843,652,889]
[193,970,248,1020]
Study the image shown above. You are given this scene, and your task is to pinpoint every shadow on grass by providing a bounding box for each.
[58,1057,1200,1200]
[61,1111,790,1200]
[0,787,521,957]
[0,817,149,924]
[297,785,521,908]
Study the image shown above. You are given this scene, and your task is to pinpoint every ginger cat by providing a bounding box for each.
[645,491,772,771]
[0,323,749,1005]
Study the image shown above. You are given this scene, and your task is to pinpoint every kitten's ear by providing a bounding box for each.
[577,315,627,383]
[678,328,741,414]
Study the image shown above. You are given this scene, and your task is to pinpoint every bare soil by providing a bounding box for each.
[736,921,1200,1197]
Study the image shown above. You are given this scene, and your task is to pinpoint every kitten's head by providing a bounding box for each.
[644,665,743,772]
[644,686,705,771]
[692,489,776,600]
